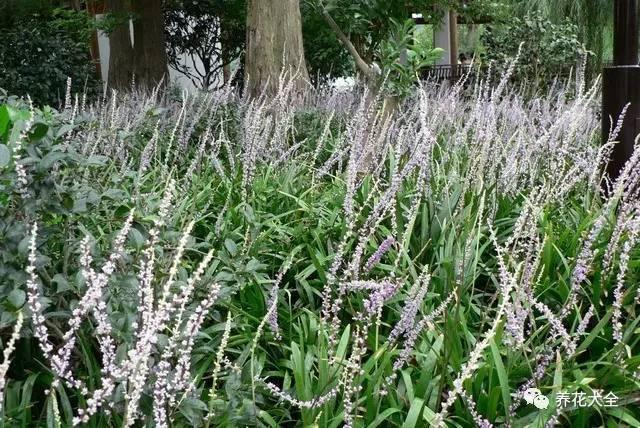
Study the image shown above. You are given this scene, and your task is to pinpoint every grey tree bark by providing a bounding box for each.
[245,0,309,98]
[106,0,134,91]
[132,0,169,91]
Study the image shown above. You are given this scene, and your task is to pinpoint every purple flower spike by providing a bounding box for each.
[365,237,395,272]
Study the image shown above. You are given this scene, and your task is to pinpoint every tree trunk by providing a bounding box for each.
[220,19,231,85]
[87,0,104,80]
[132,0,169,91]
[245,0,309,98]
[106,0,134,91]
[223,63,231,85]
[220,14,232,85]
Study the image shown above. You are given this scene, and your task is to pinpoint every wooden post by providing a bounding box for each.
[614,0,639,65]
[602,0,640,186]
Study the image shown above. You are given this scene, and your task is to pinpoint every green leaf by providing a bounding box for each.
[129,228,145,250]
[606,407,640,427]
[258,410,279,427]
[367,408,400,428]
[0,105,10,138]
[489,338,511,416]
[55,124,75,139]
[575,309,612,354]
[83,155,108,166]
[291,341,307,400]
[54,384,74,425]
[6,105,31,123]
[30,122,49,140]
[534,351,563,425]
[224,239,238,256]
[402,397,424,428]
[0,144,10,167]
[178,397,208,425]
[245,258,264,273]
[53,274,72,294]
[40,151,67,170]
[6,289,26,309]
[20,373,40,425]
[103,188,127,200]
[335,325,351,362]
[401,370,415,402]
[18,235,31,255]
[46,391,61,428]
[72,197,87,213]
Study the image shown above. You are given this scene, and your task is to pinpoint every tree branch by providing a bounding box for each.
[320,6,375,80]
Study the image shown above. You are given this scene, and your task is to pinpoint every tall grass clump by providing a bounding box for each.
[0,66,639,427]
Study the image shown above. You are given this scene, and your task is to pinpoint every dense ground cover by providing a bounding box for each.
[1,71,639,427]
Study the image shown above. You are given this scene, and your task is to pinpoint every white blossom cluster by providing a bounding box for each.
[0,311,24,413]
[23,180,221,426]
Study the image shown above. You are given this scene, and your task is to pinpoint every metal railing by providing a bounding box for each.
[421,64,475,82]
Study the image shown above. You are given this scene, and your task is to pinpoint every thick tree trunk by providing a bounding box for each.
[106,0,134,91]
[132,0,169,91]
[245,0,309,98]
[87,0,104,80]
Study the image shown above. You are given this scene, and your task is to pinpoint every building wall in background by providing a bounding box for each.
[95,15,220,93]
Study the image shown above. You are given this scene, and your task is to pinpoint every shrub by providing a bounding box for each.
[0,10,100,107]
[481,11,590,86]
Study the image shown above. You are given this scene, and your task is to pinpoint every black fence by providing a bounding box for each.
[421,64,475,82]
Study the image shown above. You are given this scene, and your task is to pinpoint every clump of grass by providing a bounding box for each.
[1,66,639,427]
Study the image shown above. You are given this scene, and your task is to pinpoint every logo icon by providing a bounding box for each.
[523,388,550,409]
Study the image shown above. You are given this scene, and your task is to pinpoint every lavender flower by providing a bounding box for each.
[266,285,282,340]
[364,236,395,272]
[0,311,24,412]
[263,381,339,409]
[388,266,431,343]
[207,315,233,420]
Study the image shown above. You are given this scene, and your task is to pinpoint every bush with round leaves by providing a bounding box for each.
[481,11,590,87]
[0,11,100,108]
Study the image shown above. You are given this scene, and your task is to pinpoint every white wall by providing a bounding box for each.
[96,15,221,93]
